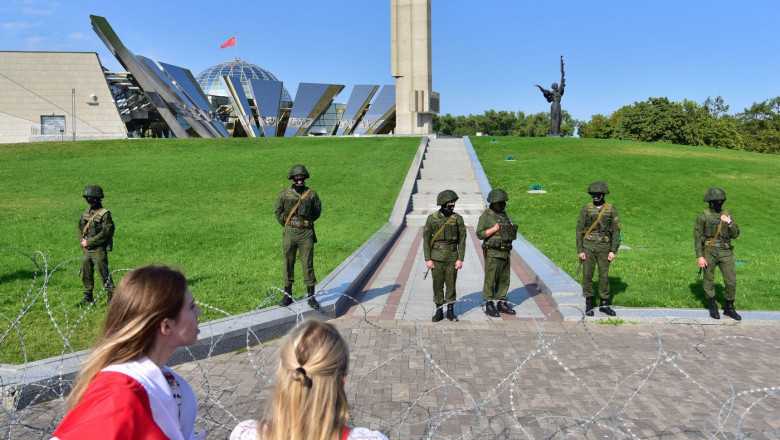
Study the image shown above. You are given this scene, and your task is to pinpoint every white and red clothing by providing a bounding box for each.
[52,357,199,440]
[230,419,389,440]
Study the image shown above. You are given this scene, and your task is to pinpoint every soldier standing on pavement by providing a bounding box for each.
[274,165,322,310]
[576,181,621,316]
[477,189,518,317]
[423,190,467,322]
[77,185,115,307]
[695,188,741,320]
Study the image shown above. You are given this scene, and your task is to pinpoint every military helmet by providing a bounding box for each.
[587,180,610,195]
[703,188,727,202]
[82,185,104,199]
[487,189,508,203]
[437,190,459,206]
[287,164,310,180]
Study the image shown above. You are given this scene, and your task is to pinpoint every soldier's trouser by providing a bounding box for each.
[702,247,737,301]
[282,227,316,287]
[482,256,510,301]
[582,244,611,300]
[81,248,113,294]
[431,259,458,304]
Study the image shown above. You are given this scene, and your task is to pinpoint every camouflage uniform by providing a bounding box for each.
[423,190,466,321]
[694,188,741,320]
[274,165,322,308]
[576,181,621,316]
[476,189,518,317]
[78,185,114,305]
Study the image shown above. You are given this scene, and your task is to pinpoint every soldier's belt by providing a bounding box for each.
[703,239,731,249]
[585,234,611,243]
[487,244,512,251]
[432,242,457,251]
[287,219,311,230]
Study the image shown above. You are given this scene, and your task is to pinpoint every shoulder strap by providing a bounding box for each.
[430,214,456,247]
[81,208,107,236]
[341,426,351,440]
[583,203,609,238]
[702,210,728,255]
[284,188,312,227]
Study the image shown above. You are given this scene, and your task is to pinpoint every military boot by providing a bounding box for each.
[307,286,320,310]
[599,298,616,316]
[497,300,516,315]
[723,301,742,321]
[484,301,500,318]
[432,304,444,322]
[106,289,113,306]
[707,297,720,319]
[76,291,95,308]
[585,297,595,316]
[279,285,294,307]
[446,304,458,322]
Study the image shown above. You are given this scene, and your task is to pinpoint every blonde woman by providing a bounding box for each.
[231,319,388,440]
[52,265,204,440]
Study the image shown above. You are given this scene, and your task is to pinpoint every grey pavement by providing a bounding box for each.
[3,136,779,439]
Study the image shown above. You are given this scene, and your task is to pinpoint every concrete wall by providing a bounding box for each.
[391,0,434,135]
[0,51,127,144]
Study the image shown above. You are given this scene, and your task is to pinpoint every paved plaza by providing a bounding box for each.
[2,137,778,439]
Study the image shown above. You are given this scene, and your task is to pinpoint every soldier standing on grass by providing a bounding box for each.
[695,188,741,320]
[77,185,114,307]
[274,165,322,310]
[423,190,466,322]
[576,181,620,317]
[477,189,518,318]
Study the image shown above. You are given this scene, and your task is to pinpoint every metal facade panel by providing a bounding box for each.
[284,83,344,137]
[352,85,396,135]
[247,79,283,137]
[335,85,379,136]
[223,75,260,137]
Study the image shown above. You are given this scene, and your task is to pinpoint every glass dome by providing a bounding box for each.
[195,58,292,103]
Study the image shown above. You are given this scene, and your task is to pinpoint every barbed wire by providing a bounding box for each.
[0,249,778,439]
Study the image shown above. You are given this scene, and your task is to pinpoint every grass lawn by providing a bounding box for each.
[0,137,420,363]
[470,136,780,311]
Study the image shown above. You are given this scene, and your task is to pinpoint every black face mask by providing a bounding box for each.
[291,175,306,190]
[709,200,724,212]
[441,202,456,215]
[85,197,101,209]
[491,201,506,212]
[590,193,605,206]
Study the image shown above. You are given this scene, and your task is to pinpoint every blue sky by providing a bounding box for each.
[2,0,778,122]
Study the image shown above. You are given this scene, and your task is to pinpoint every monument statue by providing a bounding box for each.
[535,56,566,136]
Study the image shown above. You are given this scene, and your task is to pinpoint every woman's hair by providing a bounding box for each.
[66,265,188,409]
[262,319,350,440]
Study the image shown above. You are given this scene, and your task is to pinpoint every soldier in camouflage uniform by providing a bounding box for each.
[274,165,322,310]
[77,185,115,307]
[476,189,518,318]
[695,188,741,320]
[576,181,621,316]
[423,190,467,322]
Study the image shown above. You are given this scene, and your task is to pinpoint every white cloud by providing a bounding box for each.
[1,21,42,31]
[68,32,86,41]
[21,7,52,15]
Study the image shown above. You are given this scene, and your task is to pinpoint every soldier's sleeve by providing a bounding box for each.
[693,212,705,257]
[273,190,287,226]
[422,215,433,261]
[610,206,621,254]
[575,206,587,253]
[475,212,493,240]
[728,217,740,239]
[310,190,322,222]
[457,215,467,261]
